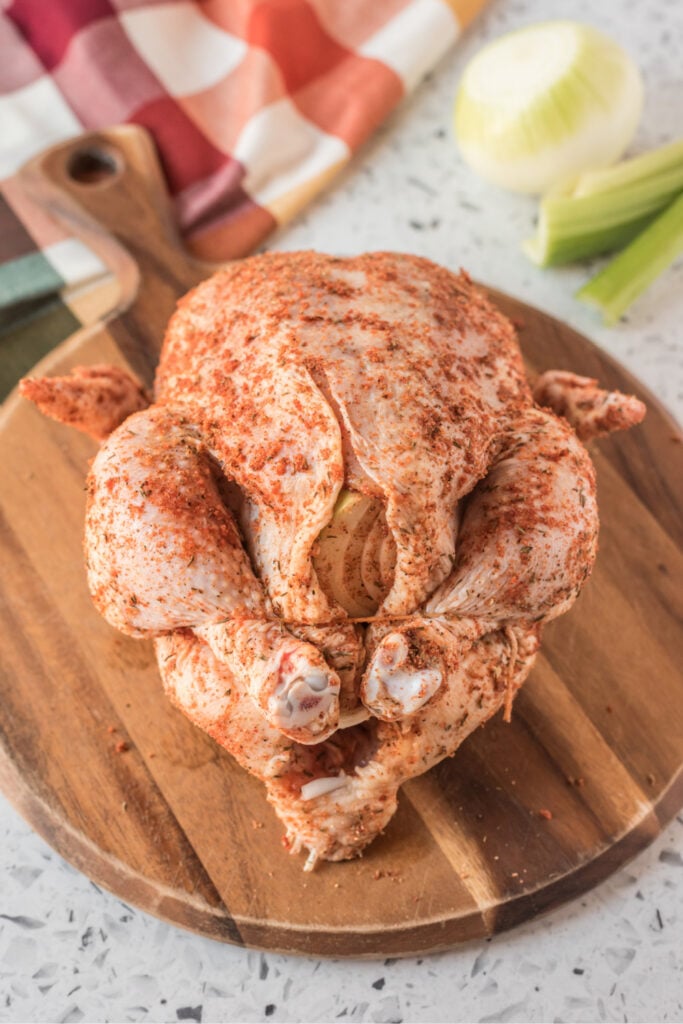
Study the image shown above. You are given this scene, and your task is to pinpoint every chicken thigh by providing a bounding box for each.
[85,404,341,743]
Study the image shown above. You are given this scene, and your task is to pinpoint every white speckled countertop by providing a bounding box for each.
[1,1,681,1021]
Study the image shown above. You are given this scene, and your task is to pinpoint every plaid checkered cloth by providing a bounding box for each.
[0,0,488,397]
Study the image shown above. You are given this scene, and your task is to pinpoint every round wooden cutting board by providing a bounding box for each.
[1,128,681,958]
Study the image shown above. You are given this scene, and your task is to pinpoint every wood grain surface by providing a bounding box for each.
[0,127,681,958]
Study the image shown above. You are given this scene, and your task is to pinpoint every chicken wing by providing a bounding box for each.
[533,370,646,442]
[20,364,149,441]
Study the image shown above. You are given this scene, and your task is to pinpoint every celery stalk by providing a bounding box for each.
[524,137,683,266]
[573,138,683,197]
[576,191,683,324]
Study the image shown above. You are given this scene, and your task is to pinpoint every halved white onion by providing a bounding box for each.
[454,21,643,195]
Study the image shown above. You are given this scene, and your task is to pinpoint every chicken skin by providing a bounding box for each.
[20,251,646,868]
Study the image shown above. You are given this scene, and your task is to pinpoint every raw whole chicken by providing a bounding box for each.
[20,252,645,869]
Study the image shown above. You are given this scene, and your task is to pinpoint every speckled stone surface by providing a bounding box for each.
[1,0,681,1021]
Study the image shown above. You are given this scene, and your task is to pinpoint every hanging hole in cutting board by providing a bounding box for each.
[67,145,121,185]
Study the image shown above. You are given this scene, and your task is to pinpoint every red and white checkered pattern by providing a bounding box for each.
[1,0,488,272]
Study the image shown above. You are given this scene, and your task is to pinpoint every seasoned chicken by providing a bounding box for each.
[20,251,646,868]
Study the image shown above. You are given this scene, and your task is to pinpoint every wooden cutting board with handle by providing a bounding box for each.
[1,126,681,958]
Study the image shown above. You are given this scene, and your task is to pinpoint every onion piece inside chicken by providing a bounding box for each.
[313,490,396,617]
